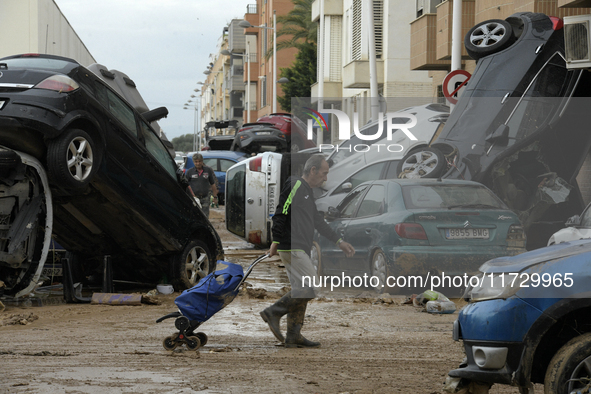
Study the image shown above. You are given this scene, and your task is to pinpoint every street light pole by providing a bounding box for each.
[273,11,277,113]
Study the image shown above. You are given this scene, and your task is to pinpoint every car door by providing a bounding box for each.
[341,184,388,275]
[320,184,368,275]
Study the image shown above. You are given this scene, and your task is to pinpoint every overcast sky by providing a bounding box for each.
[55,0,249,142]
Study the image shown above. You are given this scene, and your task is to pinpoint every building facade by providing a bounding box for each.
[0,0,95,65]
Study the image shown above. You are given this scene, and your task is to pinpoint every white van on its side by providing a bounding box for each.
[225,152,313,248]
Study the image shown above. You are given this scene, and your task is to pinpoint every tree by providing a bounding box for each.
[277,41,316,112]
[274,0,317,53]
[171,134,195,152]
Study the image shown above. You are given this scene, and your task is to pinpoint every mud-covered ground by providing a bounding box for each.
[0,209,543,393]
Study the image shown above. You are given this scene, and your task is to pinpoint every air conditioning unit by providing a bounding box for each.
[564,15,591,69]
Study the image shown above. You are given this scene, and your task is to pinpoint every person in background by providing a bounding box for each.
[186,153,218,219]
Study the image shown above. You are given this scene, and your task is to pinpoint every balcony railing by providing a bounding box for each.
[246,4,257,14]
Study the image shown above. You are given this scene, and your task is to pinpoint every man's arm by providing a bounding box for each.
[314,210,355,257]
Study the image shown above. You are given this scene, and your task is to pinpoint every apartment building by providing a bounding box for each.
[0,0,95,64]
[310,0,434,143]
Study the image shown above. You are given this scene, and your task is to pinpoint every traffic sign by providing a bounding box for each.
[442,70,471,105]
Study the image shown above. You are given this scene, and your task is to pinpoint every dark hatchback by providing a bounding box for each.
[0,54,223,296]
[231,122,288,154]
[397,13,591,249]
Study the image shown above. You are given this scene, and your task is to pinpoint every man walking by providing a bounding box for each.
[261,155,355,348]
[186,153,218,219]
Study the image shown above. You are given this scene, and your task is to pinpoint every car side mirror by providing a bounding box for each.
[485,124,510,145]
[566,214,581,227]
[142,107,169,123]
[326,206,339,221]
[341,182,353,193]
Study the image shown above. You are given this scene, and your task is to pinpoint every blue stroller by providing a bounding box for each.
[156,254,268,351]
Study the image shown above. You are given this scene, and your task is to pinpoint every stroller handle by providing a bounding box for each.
[235,253,270,291]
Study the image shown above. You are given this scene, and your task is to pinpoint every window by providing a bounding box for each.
[261,76,267,108]
[402,184,505,210]
[107,90,137,137]
[334,162,387,194]
[139,120,177,179]
[203,158,218,170]
[220,159,236,172]
[338,185,368,218]
[356,185,385,217]
[226,165,246,237]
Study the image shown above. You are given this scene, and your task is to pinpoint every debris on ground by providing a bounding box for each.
[410,290,457,314]
[1,312,38,326]
[90,293,161,305]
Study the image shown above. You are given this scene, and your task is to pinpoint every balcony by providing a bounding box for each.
[436,0,474,60]
[311,81,343,98]
[243,5,260,35]
[342,60,384,89]
[410,13,450,70]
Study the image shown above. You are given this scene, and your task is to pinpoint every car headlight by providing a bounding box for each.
[467,273,521,302]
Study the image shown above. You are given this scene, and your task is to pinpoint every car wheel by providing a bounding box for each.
[291,137,303,153]
[171,240,215,291]
[310,241,323,276]
[465,19,515,60]
[370,249,387,294]
[397,147,446,179]
[545,333,591,394]
[47,128,97,190]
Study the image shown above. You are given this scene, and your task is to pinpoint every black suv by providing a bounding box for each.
[397,13,591,249]
[0,54,223,297]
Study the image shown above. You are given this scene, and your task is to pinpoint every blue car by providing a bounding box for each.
[448,239,591,393]
[185,151,248,205]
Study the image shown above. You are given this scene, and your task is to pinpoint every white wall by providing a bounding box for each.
[0,0,95,65]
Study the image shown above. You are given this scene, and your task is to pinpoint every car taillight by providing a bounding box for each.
[506,224,526,247]
[550,16,563,30]
[34,75,79,92]
[395,223,427,240]
[249,156,263,172]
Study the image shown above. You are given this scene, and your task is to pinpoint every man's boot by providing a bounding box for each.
[285,299,320,348]
[260,291,293,343]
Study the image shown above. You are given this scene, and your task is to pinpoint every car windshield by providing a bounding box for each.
[0,57,74,71]
[402,184,506,210]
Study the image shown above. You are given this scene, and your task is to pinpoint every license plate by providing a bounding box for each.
[256,131,271,135]
[41,267,63,277]
[445,228,489,239]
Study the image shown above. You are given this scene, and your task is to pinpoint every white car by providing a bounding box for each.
[548,202,591,245]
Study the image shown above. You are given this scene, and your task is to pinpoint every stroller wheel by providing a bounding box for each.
[186,336,201,351]
[163,336,179,351]
[175,316,190,331]
[196,332,208,346]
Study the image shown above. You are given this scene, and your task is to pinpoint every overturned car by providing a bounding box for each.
[397,13,591,249]
[0,54,223,297]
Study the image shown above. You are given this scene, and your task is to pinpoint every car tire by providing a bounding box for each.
[291,137,303,153]
[370,249,387,294]
[47,128,97,191]
[465,19,515,61]
[544,332,591,394]
[397,147,447,179]
[311,241,323,276]
[171,239,215,291]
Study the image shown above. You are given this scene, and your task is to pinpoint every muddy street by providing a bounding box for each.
[0,208,541,393]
